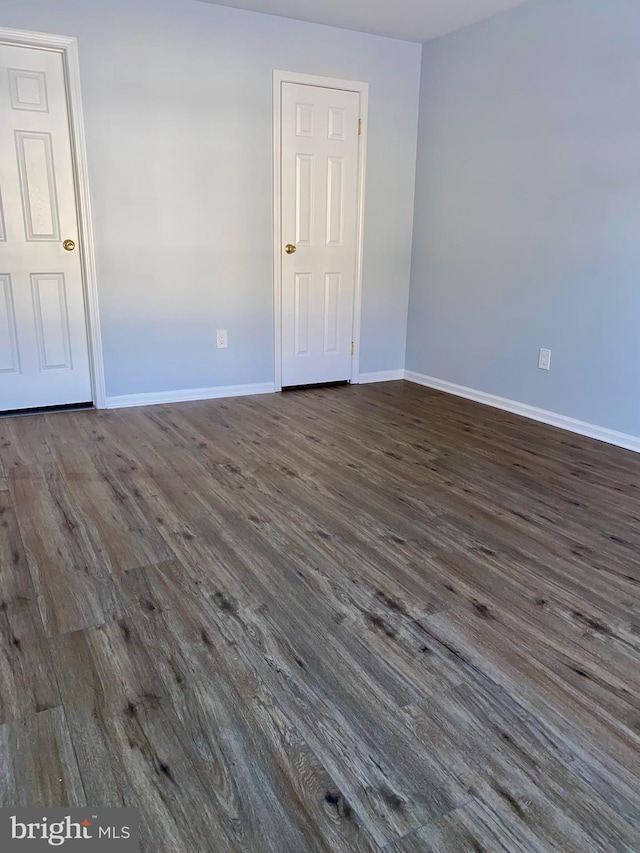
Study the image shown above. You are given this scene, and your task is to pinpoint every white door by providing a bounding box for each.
[0,43,92,412]
[281,82,360,387]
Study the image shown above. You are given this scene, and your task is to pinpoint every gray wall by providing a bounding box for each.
[0,0,421,396]
[407,0,640,437]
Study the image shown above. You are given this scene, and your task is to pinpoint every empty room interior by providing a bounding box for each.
[1,0,640,849]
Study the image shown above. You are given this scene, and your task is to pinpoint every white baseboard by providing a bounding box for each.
[106,382,275,410]
[357,370,405,384]
[404,370,640,454]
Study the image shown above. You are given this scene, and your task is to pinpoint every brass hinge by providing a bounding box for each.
[358,118,362,135]
[351,341,355,356]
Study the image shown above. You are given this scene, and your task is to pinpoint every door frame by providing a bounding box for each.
[272,70,368,391]
[0,26,106,408]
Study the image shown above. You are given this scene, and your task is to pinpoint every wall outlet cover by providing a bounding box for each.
[538,348,551,370]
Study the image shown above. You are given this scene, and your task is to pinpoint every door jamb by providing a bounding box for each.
[0,27,106,408]
[272,70,368,391]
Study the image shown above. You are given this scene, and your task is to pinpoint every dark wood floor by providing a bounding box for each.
[1,381,640,851]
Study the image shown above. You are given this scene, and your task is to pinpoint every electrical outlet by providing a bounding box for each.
[538,348,551,371]
[216,329,228,349]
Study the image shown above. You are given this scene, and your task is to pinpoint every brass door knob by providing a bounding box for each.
[284,244,296,255]
[63,239,76,252]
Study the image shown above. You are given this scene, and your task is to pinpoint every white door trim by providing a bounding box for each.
[0,27,106,409]
[272,70,368,391]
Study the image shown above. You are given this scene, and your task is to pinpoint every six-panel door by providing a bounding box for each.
[0,43,92,411]
[281,82,360,387]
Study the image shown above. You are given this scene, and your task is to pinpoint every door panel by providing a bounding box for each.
[295,153,314,247]
[281,82,360,387]
[326,157,344,246]
[8,68,49,112]
[16,131,60,241]
[323,272,340,354]
[0,274,19,373]
[31,273,72,371]
[0,43,92,411]
[294,273,311,356]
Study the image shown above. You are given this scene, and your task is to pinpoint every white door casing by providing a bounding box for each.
[276,74,367,388]
[0,33,103,411]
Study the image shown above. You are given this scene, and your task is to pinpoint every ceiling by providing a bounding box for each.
[194,0,532,43]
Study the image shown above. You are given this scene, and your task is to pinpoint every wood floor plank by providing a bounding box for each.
[9,464,123,637]
[0,707,86,807]
[0,415,53,470]
[0,489,60,722]
[0,600,59,723]
[384,802,544,853]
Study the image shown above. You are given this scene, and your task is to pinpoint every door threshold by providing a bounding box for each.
[281,381,350,392]
[0,401,94,419]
